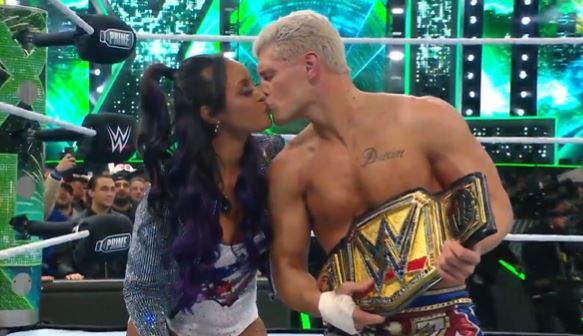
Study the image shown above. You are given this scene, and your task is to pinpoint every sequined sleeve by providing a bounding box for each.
[254,134,286,165]
[123,199,174,336]
[253,133,286,297]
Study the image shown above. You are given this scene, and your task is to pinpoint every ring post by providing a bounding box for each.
[0,4,48,328]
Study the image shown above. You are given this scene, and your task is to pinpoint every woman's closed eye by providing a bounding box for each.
[241,86,254,96]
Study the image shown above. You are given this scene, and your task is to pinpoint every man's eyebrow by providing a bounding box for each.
[259,69,273,78]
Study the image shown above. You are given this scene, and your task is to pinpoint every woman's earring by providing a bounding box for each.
[214,121,220,134]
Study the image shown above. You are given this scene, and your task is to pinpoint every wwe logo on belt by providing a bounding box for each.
[359,203,419,288]
[95,233,131,253]
[107,126,131,153]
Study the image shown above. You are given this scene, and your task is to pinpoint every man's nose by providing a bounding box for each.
[260,83,270,96]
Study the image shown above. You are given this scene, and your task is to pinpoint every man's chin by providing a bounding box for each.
[272,114,295,126]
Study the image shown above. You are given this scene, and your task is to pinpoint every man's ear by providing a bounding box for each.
[304,52,319,80]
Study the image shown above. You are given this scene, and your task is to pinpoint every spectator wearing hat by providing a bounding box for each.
[111,171,136,222]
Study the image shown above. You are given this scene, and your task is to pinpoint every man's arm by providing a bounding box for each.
[418,97,514,254]
[268,151,321,315]
[44,175,60,219]
[44,154,76,219]
[268,149,384,333]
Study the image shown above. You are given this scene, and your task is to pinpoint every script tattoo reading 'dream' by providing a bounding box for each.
[362,147,405,167]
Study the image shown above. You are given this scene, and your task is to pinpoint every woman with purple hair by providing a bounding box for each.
[123,54,284,336]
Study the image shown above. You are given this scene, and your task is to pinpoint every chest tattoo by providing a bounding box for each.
[361,147,405,167]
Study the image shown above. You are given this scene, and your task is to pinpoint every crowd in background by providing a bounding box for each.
[39,153,583,333]
[41,153,147,281]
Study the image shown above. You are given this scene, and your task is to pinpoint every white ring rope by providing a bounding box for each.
[136,33,583,45]
[0,230,89,260]
[277,134,583,145]
[477,137,583,145]
[505,234,583,243]
[47,0,94,35]
[0,102,96,137]
[43,0,583,47]
[0,231,580,260]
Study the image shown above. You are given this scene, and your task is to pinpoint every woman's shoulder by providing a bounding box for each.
[134,194,175,241]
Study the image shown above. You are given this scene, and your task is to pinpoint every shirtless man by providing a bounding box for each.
[254,10,513,336]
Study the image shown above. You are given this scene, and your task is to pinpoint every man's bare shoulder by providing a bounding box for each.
[374,93,450,114]
[417,96,467,134]
[270,124,316,179]
[375,94,461,127]
[361,93,436,119]
[394,95,476,153]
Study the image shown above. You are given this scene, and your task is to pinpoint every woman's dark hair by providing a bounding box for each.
[138,55,270,312]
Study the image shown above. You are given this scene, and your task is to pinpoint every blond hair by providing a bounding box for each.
[253,10,349,74]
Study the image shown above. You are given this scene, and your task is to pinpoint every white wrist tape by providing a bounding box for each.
[318,291,359,335]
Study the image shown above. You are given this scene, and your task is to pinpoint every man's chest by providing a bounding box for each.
[302,141,435,225]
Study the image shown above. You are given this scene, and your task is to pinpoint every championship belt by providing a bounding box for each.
[316,172,496,315]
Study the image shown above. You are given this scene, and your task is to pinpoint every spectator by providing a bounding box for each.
[68,175,89,213]
[72,174,130,279]
[129,176,146,204]
[42,182,78,279]
[54,174,118,280]
[111,171,136,222]
[43,153,76,219]
[43,184,77,280]
[49,183,75,220]
[76,174,117,218]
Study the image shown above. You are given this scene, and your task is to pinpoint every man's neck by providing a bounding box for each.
[304,75,360,144]
[91,203,110,215]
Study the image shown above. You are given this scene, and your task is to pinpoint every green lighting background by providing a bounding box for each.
[23,0,90,160]
[482,0,512,117]
[538,0,583,163]
[233,0,388,91]
[232,0,388,134]
[29,0,583,167]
